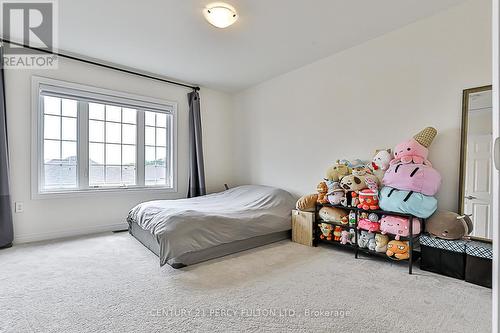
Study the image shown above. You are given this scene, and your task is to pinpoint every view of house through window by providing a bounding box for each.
[36,81,175,194]
[43,96,78,190]
[88,103,137,186]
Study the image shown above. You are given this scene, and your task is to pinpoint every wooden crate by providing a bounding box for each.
[291,210,315,247]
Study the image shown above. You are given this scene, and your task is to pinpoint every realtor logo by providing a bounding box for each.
[1,0,58,69]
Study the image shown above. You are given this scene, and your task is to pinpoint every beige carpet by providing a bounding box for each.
[0,233,492,333]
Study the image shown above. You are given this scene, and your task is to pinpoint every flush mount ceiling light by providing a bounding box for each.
[203,3,238,29]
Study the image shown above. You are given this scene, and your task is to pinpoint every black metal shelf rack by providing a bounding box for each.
[313,202,422,274]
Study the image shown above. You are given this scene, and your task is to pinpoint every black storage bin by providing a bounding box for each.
[420,235,467,280]
[465,241,492,288]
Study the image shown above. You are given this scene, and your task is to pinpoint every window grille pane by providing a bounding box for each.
[62,99,77,117]
[44,96,60,115]
[89,103,105,120]
[89,120,104,142]
[61,117,77,141]
[144,111,170,186]
[44,115,60,140]
[106,122,121,144]
[122,108,136,124]
[106,105,121,122]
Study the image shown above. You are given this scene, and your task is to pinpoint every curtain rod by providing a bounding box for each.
[0,39,200,91]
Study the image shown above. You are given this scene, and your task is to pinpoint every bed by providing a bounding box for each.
[127,185,296,268]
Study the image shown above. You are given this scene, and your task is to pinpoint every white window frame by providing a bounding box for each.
[31,76,178,199]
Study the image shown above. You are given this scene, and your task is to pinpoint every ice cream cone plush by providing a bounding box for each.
[390,127,437,166]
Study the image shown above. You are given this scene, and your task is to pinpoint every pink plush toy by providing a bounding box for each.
[340,230,352,245]
[390,127,437,167]
[357,218,380,233]
[379,215,421,240]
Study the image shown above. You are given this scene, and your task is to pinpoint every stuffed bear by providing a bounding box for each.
[358,230,376,249]
[369,150,392,182]
[375,234,390,253]
[325,160,352,181]
[386,240,410,260]
[390,127,437,167]
[295,194,318,211]
[316,181,329,204]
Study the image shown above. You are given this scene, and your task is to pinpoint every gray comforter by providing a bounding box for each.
[127,185,296,266]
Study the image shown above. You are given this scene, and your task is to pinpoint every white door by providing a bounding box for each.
[464,134,493,238]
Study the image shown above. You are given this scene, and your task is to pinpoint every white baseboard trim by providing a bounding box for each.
[13,222,129,244]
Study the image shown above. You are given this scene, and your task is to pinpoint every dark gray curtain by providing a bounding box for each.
[0,46,13,248]
[187,90,206,198]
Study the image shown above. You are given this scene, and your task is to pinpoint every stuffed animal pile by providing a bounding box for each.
[379,127,441,219]
[294,125,446,261]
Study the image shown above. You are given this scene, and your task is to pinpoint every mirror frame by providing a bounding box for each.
[458,85,493,217]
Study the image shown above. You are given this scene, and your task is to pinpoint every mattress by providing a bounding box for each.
[127,185,296,267]
[129,221,290,268]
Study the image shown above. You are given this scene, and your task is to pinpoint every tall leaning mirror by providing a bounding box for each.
[458,85,493,240]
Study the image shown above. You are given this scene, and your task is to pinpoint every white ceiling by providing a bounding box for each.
[55,0,467,92]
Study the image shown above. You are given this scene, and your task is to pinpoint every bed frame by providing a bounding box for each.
[129,221,290,268]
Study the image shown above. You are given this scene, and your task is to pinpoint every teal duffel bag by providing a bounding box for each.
[379,186,437,218]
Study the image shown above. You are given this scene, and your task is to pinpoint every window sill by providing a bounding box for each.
[32,185,178,200]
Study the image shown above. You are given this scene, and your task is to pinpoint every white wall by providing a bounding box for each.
[232,0,492,212]
[6,57,234,243]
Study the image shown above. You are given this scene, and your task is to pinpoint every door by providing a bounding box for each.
[464,134,493,238]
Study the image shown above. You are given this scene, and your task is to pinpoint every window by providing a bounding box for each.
[88,103,137,186]
[32,77,177,196]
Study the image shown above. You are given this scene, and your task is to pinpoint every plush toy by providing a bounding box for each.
[425,210,473,240]
[375,234,390,253]
[349,228,356,244]
[379,186,437,219]
[383,162,442,196]
[386,240,410,260]
[333,226,342,242]
[325,160,352,181]
[369,150,392,182]
[319,207,347,223]
[340,230,352,245]
[390,127,437,167]
[340,174,379,192]
[340,213,349,225]
[352,166,372,177]
[316,181,329,204]
[379,215,421,240]
[348,210,356,227]
[350,191,360,207]
[357,212,380,233]
[358,230,376,249]
[295,194,318,211]
[357,216,380,233]
[326,181,347,206]
[368,213,379,222]
[357,189,379,210]
[339,159,368,169]
[318,223,333,241]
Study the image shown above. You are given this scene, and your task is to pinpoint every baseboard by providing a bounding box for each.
[13,222,129,244]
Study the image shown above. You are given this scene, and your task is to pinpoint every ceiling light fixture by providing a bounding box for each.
[203,3,238,29]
